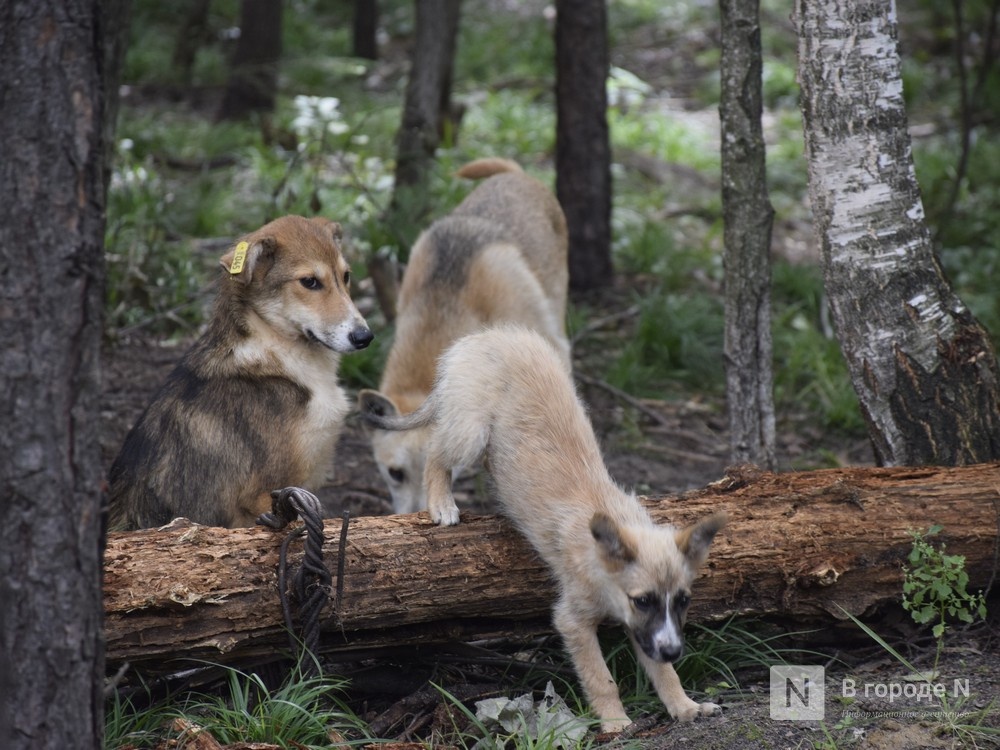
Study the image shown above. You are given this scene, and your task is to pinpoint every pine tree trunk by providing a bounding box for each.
[555,0,613,291]
[720,0,777,469]
[796,0,1000,465]
[0,1,126,745]
[104,463,1000,678]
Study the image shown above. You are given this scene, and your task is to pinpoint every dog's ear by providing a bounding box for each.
[590,512,637,570]
[310,217,344,246]
[358,389,399,419]
[675,512,727,569]
[220,238,273,284]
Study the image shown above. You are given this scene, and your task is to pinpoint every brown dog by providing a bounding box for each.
[361,325,725,731]
[358,158,570,514]
[107,215,372,529]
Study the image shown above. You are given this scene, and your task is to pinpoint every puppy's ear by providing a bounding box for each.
[310,217,344,246]
[675,512,727,569]
[591,512,637,570]
[219,237,273,284]
[358,389,400,419]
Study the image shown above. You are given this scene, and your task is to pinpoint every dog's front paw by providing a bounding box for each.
[670,697,720,723]
[429,498,460,526]
[599,717,632,734]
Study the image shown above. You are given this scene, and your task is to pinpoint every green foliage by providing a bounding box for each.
[902,525,988,641]
[175,664,369,749]
[771,262,866,435]
[104,685,173,750]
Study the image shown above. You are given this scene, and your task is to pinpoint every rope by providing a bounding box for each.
[257,487,349,676]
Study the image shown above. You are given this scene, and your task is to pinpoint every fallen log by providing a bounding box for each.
[104,463,1000,676]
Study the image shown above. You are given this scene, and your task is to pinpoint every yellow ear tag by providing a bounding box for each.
[229,242,249,274]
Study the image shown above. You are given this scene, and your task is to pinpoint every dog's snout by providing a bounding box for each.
[349,326,374,350]
[658,645,682,663]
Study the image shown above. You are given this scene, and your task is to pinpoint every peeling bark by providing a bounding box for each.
[796,0,1000,466]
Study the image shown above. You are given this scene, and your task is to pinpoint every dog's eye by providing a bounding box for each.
[300,276,322,290]
[674,592,691,610]
[631,594,657,612]
[343,270,351,286]
[388,467,405,483]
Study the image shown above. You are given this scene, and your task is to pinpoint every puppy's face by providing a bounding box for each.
[591,512,726,664]
[220,216,373,353]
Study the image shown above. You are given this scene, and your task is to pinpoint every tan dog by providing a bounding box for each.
[107,215,373,530]
[358,157,569,515]
[360,325,726,732]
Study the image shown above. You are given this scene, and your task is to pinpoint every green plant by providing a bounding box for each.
[902,525,988,662]
[175,663,370,749]
[105,685,172,750]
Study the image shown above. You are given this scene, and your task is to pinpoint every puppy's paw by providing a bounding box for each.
[599,717,632,734]
[669,697,720,723]
[429,499,460,526]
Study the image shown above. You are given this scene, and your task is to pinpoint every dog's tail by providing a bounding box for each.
[359,392,437,432]
[455,157,524,181]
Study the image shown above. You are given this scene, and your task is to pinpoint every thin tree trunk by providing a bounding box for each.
[719,0,776,469]
[796,0,1000,465]
[0,0,126,745]
[217,0,283,121]
[104,463,1000,678]
[388,0,461,236]
[555,0,613,291]
[353,0,379,60]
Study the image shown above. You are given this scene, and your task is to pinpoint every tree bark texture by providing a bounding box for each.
[105,463,1000,678]
[796,0,1000,466]
[388,0,461,246]
[719,0,777,470]
[555,0,613,291]
[0,0,126,746]
[216,0,283,121]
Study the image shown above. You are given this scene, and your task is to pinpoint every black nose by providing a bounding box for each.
[349,326,374,350]
[659,645,682,663]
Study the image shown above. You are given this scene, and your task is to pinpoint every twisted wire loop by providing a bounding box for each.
[257,487,349,676]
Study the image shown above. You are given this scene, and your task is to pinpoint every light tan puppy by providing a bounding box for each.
[358,158,569,515]
[108,215,372,529]
[361,325,726,732]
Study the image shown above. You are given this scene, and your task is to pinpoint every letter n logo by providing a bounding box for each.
[770,665,825,720]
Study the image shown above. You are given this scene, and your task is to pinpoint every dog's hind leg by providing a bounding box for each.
[424,447,460,526]
[554,599,631,733]
[633,644,721,722]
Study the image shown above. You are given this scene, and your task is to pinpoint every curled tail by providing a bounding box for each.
[358,389,436,432]
[455,157,523,181]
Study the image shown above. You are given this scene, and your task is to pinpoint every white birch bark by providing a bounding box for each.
[796,0,1000,464]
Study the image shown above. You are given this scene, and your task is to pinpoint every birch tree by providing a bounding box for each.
[796,0,1000,465]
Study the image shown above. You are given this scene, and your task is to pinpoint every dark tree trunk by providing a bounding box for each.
[173,0,214,85]
[0,0,127,746]
[217,0,284,121]
[555,0,613,291]
[719,0,776,469]
[388,0,462,238]
[353,0,379,60]
[796,0,1000,466]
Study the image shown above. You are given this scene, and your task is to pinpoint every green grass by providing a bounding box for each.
[105,662,371,750]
